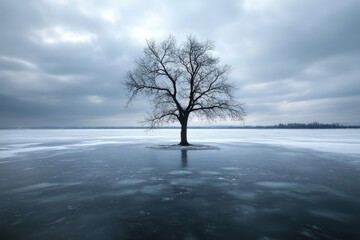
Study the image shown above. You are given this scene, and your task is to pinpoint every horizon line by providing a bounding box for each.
[1,123,360,129]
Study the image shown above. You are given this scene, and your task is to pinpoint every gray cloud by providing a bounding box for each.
[0,0,359,127]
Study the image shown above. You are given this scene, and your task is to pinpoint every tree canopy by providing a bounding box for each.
[125,35,246,145]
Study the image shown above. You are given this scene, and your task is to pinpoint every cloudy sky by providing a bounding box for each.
[1,0,359,127]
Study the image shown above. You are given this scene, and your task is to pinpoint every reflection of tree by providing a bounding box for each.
[181,149,188,168]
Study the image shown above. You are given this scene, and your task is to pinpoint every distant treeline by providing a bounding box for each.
[1,122,359,129]
[272,122,358,129]
[195,123,359,129]
[209,122,359,129]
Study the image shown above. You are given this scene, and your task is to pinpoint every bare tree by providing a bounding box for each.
[125,35,246,146]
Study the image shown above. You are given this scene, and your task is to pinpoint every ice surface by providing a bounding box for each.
[149,144,219,150]
[168,170,193,175]
[115,179,146,186]
[11,182,82,193]
[198,170,220,175]
[255,181,349,197]
[222,167,240,171]
[256,181,301,188]
[309,209,350,222]
[170,178,205,186]
[0,129,359,239]
[1,129,359,160]
[140,184,167,194]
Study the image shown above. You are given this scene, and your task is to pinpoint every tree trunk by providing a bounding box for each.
[179,116,190,146]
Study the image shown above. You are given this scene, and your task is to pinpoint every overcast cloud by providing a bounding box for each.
[1,0,359,127]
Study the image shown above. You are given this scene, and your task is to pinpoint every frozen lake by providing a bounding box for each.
[0,129,359,239]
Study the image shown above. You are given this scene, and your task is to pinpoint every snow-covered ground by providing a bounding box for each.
[1,129,359,159]
[0,129,359,239]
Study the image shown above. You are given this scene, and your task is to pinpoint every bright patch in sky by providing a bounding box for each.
[128,13,166,43]
[100,10,118,24]
[87,95,105,104]
[38,26,97,44]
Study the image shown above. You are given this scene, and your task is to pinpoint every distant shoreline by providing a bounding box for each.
[1,126,359,130]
